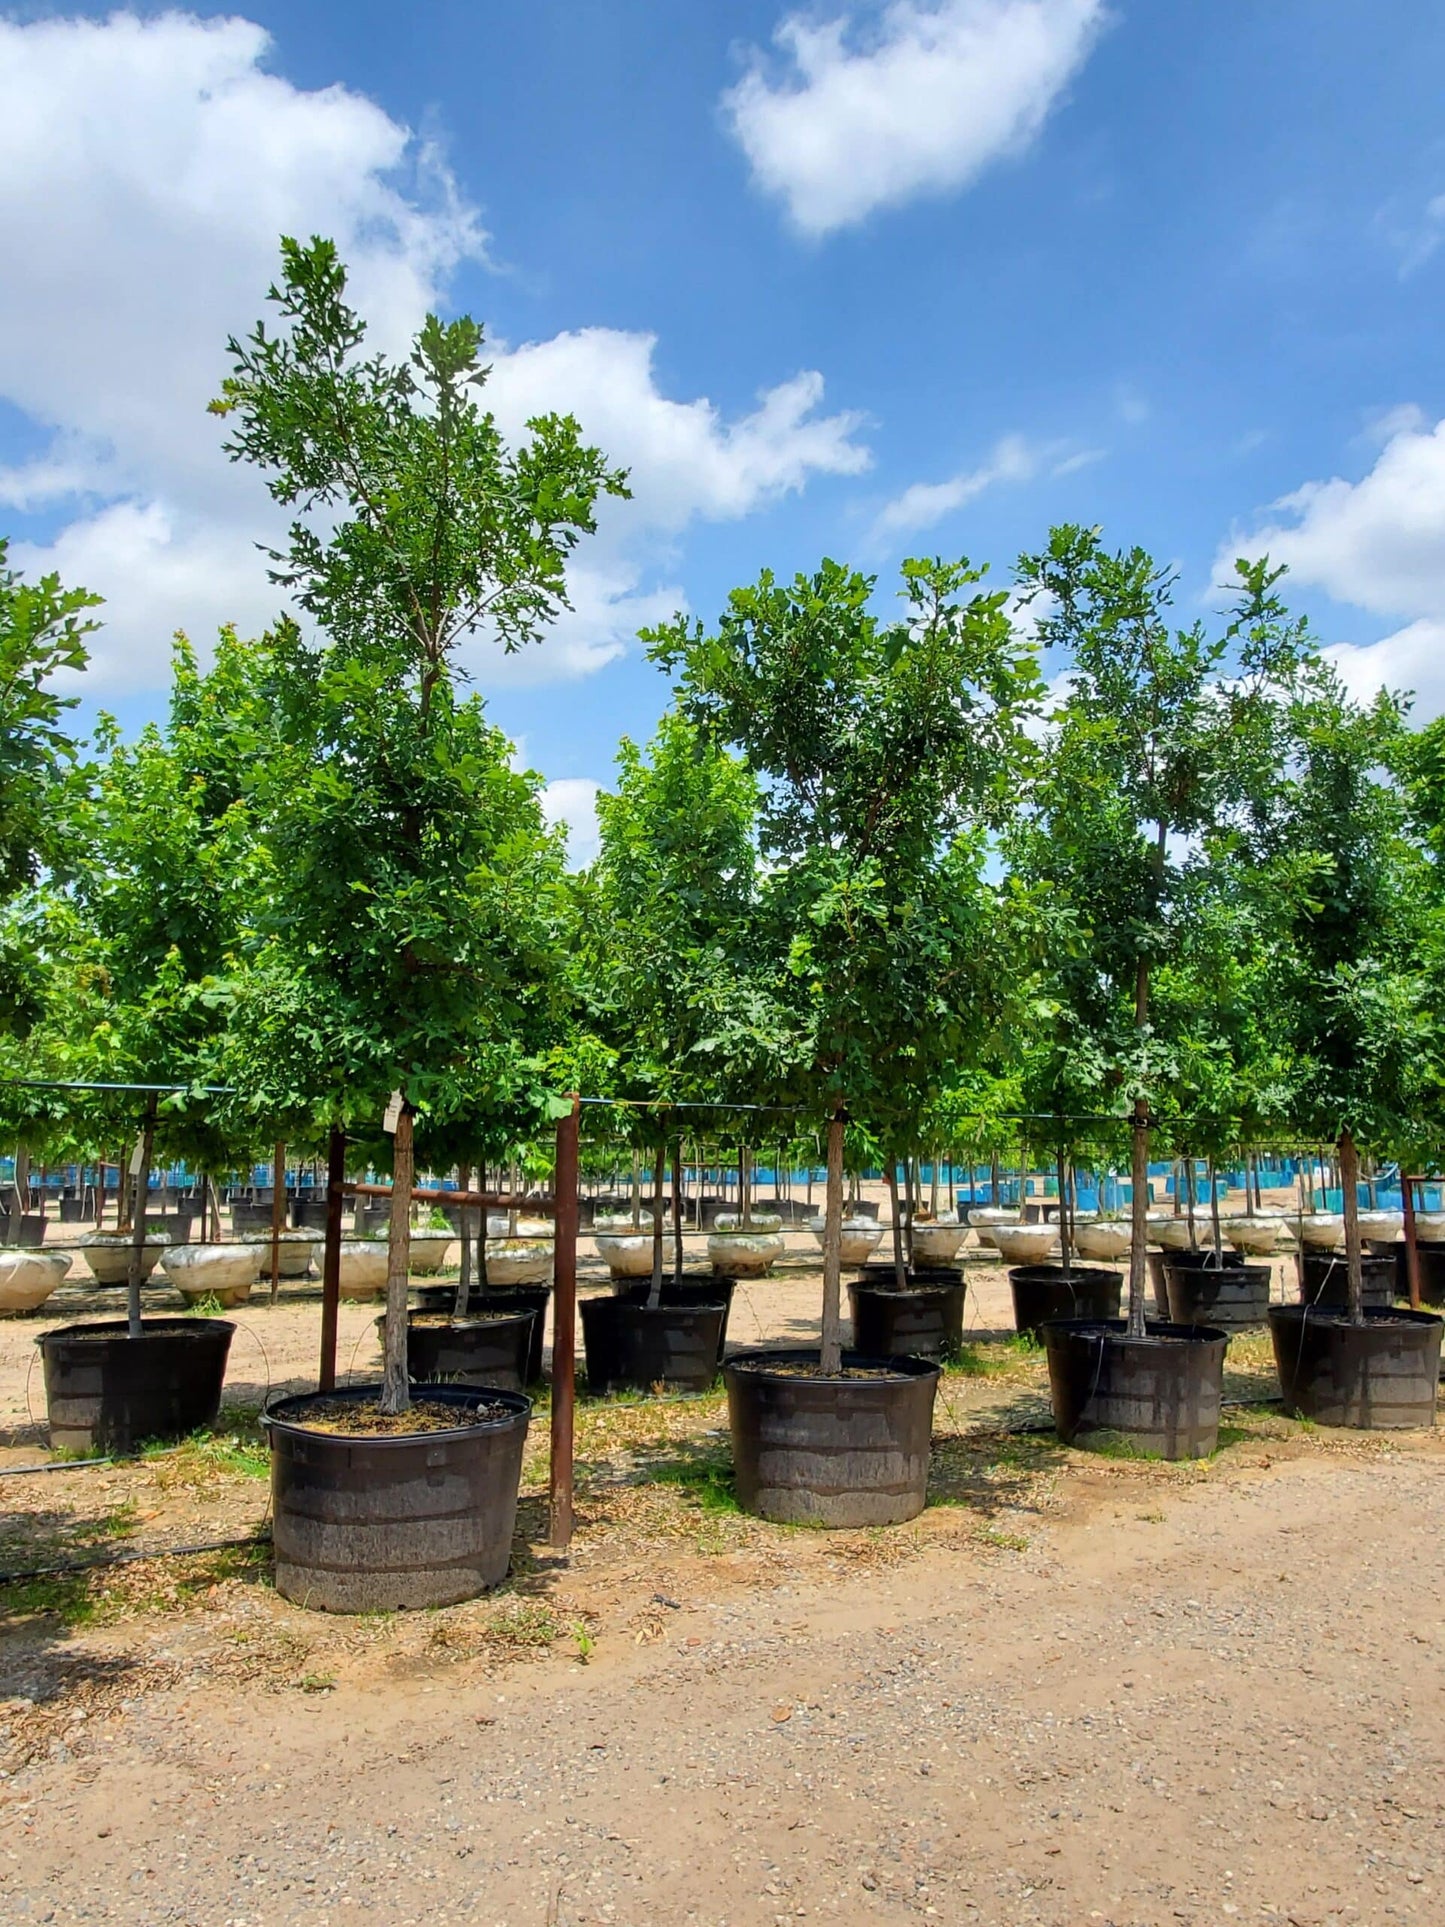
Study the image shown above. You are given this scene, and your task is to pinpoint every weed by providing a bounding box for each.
[976,1526,1029,1552]
[650,1456,740,1516]
[298,1672,336,1693]
[572,1622,595,1664]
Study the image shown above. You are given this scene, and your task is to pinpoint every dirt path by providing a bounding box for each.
[2,1422,1442,1927]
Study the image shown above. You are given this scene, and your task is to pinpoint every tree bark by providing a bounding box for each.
[1127,1105,1150,1336]
[455,1161,473,1317]
[672,1134,685,1286]
[269,1141,286,1304]
[379,1105,415,1416]
[1340,1128,1364,1327]
[126,1100,157,1341]
[819,1106,847,1374]
[1184,1154,1198,1248]
[1208,1158,1223,1266]
[1057,1146,1072,1275]
[648,1140,666,1308]
[887,1163,906,1288]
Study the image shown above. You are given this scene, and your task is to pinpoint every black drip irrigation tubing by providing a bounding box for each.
[0,1531,272,1588]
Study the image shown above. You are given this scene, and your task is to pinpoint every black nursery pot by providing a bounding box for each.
[1299,1252,1396,1311]
[1008,1264,1123,1343]
[1042,1318,1228,1460]
[847,1276,965,1360]
[40,1317,235,1455]
[263,1382,531,1613]
[725,1348,941,1527]
[1268,1304,1442,1429]
[615,1275,736,1369]
[411,1284,552,1381]
[580,1293,726,1394]
[375,1309,535,1393]
[1162,1251,1272,1330]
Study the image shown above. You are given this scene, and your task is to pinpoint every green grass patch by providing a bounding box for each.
[650,1455,741,1515]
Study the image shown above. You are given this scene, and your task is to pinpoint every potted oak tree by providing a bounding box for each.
[216,236,625,1608]
[1016,532,1309,1458]
[648,554,1040,1523]
[1265,662,1443,1423]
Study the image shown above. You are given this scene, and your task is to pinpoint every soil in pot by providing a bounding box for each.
[1269,1305,1442,1428]
[847,1277,965,1360]
[263,1382,531,1612]
[40,1317,235,1454]
[1042,1318,1228,1460]
[725,1348,940,1527]
[1161,1250,1271,1330]
[1008,1265,1123,1343]
[373,1309,534,1393]
[1299,1252,1395,1312]
[580,1295,725,1394]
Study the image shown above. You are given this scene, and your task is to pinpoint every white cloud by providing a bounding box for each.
[872,431,1095,540]
[1224,411,1445,718]
[540,778,602,869]
[724,0,1107,236]
[0,12,868,700]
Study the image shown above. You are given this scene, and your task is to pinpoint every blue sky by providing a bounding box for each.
[3,2,1445,859]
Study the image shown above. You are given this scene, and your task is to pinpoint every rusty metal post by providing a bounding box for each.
[550,1095,580,1550]
[319,1126,346,1392]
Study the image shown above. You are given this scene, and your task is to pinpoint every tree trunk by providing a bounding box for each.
[1057,1146,1072,1275]
[126,1100,157,1341]
[1208,1158,1223,1267]
[12,1141,30,1218]
[887,1164,906,1288]
[455,1161,473,1318]
[1340,1129,1365,1327]
[819,1106,847,1374]
[903,1158,916,1267]
[379,1106,415,1416]
[269,1141,286,1304]
[1403,1171,1422,1311]
[673,1135,685,1286]
[740,1144,752,1228]
[630,1148,641,1229]
[1184,1154,1198,1249]
[648,1141,666,1309]
[990,1152,1000,1207]
[1127,1104,1150,1337]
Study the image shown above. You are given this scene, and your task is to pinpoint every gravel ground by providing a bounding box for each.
[2,1201,1436,1925]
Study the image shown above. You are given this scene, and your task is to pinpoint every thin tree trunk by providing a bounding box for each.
[903,1157,916,1267]
[673,1134,685,1286]
[740,1144,752,1228]
[1209,1158,1223,1267]
[125,1100,157,1342]
[991,1152,1000,1207]
[630,1148,641,1229]
[887,1163,906,1288]
[1058,1146,1072,1275]
[648,1141,666,1308]
[379,1106,415,1416]
[1340,1129,1365,1327]
[269,1141,286,1304]
[1127,948,1153,1338]
[819,1106,846,1374]
[455,1161,473,1317]
[1184,1154,1198,1248]
[1403,1170,1422,1311]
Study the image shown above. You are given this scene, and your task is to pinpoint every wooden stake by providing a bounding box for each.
[318,1127,345,1392]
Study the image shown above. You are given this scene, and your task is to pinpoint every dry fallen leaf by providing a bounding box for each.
[771,1705,792,1724]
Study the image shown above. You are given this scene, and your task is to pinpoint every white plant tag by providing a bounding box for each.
[382,1090,404,1134]
[128,1134,146,1176]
